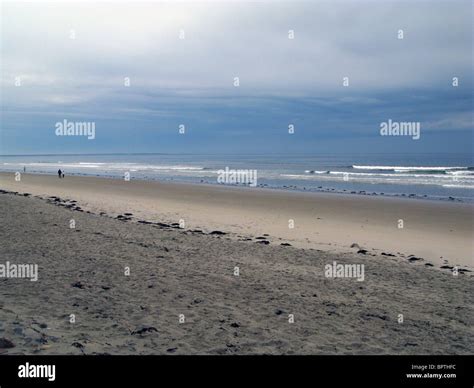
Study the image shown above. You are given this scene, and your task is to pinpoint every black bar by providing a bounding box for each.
[0,355,472,387]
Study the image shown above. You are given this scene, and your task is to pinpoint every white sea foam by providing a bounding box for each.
[352,165,467,171]
[2,162,204,171]
[281,169,474,189]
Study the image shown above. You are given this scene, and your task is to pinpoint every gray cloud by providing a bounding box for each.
[2,0,472,105]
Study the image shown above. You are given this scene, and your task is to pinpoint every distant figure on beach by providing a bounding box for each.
[62,172,65,178]
[58,169,62,178]
[23,166,26,173]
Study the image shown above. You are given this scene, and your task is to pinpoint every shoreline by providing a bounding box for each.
[1,171,473,268]
[0,168,470,204]
[0,169,471,204]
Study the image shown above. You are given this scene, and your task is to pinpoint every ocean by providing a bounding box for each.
[1,153,473,202]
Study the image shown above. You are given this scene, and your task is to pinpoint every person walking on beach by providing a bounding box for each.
[58,169,62,178]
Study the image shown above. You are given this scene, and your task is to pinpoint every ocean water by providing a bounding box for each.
[0,153,473,202]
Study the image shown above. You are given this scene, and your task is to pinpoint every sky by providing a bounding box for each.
[0,0,472,155]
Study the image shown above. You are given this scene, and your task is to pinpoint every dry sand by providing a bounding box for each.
[0,173,473,354]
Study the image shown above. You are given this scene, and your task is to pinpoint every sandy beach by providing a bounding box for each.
[0,172,473,355]
[0,172,472,267]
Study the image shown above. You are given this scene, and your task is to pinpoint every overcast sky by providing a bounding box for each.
[1,0,472,154]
